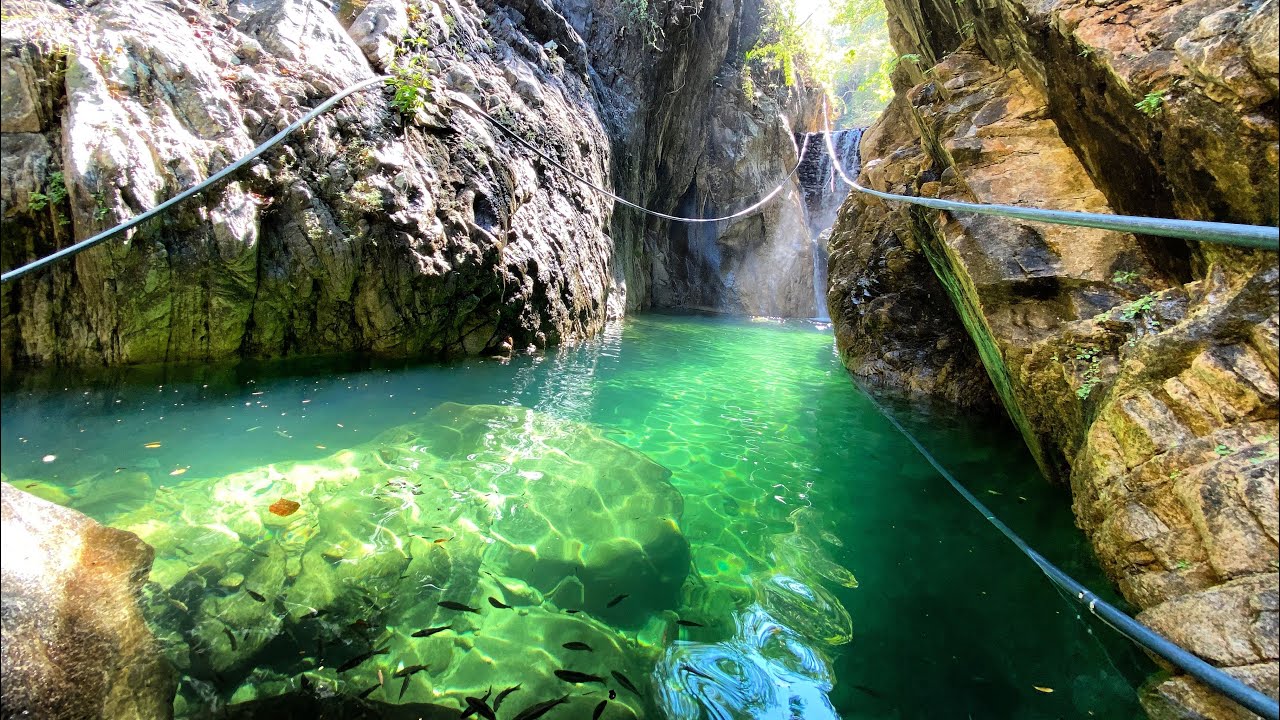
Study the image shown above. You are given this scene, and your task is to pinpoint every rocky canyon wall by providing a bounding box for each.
[0,0,821,371]
[825,0,1278,717]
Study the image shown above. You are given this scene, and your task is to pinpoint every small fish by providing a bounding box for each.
[463,695,497,720]
[300,674,312,691]
[608,690,616,700]
[611,670,641,696]
[169,467,188,476]
[493,684,521,711]
[555,669,605,684]
[222,627,238,651]
[852,684,883,699]
[460,687,494,719]
[605,594,628,608]
[438,601,480,614]
[433,538,450,544]
[510,695,570,720]
[399,674,411,700]
[562,641,593,652]
[986,489,1002,496]
[394,664,429,678]
[167,598,189,613]
[681,664,714,681]
[565,609,581,614]
[676,620,705,627]
[593,699,608,720]
[1033,686,1054,693]
[357,683,379,699]
[244,588,266,603]
[144,442,162,448]
[337,646,389,672]
[488,596,513,610]
[411,625,451,638]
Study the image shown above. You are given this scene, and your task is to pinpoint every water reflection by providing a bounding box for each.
[655,603,840,720]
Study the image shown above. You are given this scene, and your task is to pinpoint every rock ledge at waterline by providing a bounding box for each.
[1,481,177,719]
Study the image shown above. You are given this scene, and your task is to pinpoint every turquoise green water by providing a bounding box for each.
[0,313,1151,718]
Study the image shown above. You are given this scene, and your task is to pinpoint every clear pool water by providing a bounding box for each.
[0,313,1152,719]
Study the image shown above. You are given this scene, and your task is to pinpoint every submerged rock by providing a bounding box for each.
[102,403,683,715]
[1,481,176,719]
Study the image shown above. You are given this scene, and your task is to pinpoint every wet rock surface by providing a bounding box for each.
[0,481,176,720]
[1,0,620,369]
[826,1,1279,716]
[0,0,830,369]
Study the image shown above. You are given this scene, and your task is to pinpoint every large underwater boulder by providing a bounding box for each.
[103,402,686,716]
[0,481,176,719]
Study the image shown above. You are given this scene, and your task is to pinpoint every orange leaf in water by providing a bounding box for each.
[269,498,301,517]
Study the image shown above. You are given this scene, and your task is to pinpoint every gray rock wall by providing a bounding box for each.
[0,0,828,369]
[1,0,620,369]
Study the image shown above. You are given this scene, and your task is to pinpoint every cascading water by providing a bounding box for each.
[798,128,865,320]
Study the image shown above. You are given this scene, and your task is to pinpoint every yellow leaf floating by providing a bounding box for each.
[1034,686,1054,694]
[169,467,188,476]
[144,442,162,449]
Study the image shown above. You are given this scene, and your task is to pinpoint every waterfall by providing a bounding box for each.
[798,128,865,320]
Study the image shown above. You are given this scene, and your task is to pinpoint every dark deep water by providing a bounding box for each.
[0,313,1153,719]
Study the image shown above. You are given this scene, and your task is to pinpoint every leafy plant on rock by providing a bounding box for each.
[1135,90,1166,117]
[386,57,433,116]
[28,170,70,226]
[1069,344,1103,400]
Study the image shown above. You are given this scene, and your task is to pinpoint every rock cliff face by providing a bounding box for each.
[0,0,821,370]
[1,0,619,368]
[825,0,1278,716]
[568,0,826,317]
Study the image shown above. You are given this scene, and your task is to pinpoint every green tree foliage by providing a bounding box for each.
[828,0,894,127]
[741,0,895,127]
[745,0,807,87]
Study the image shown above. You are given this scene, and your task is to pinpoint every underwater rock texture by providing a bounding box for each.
[90,403,683,716]
[826,0,1279,715]
[0,481,176,720]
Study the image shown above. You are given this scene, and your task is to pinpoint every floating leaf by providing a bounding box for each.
[269,498,301,517]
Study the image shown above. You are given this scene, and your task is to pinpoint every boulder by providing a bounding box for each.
[1,481,176,719]
[103,403,685,714]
